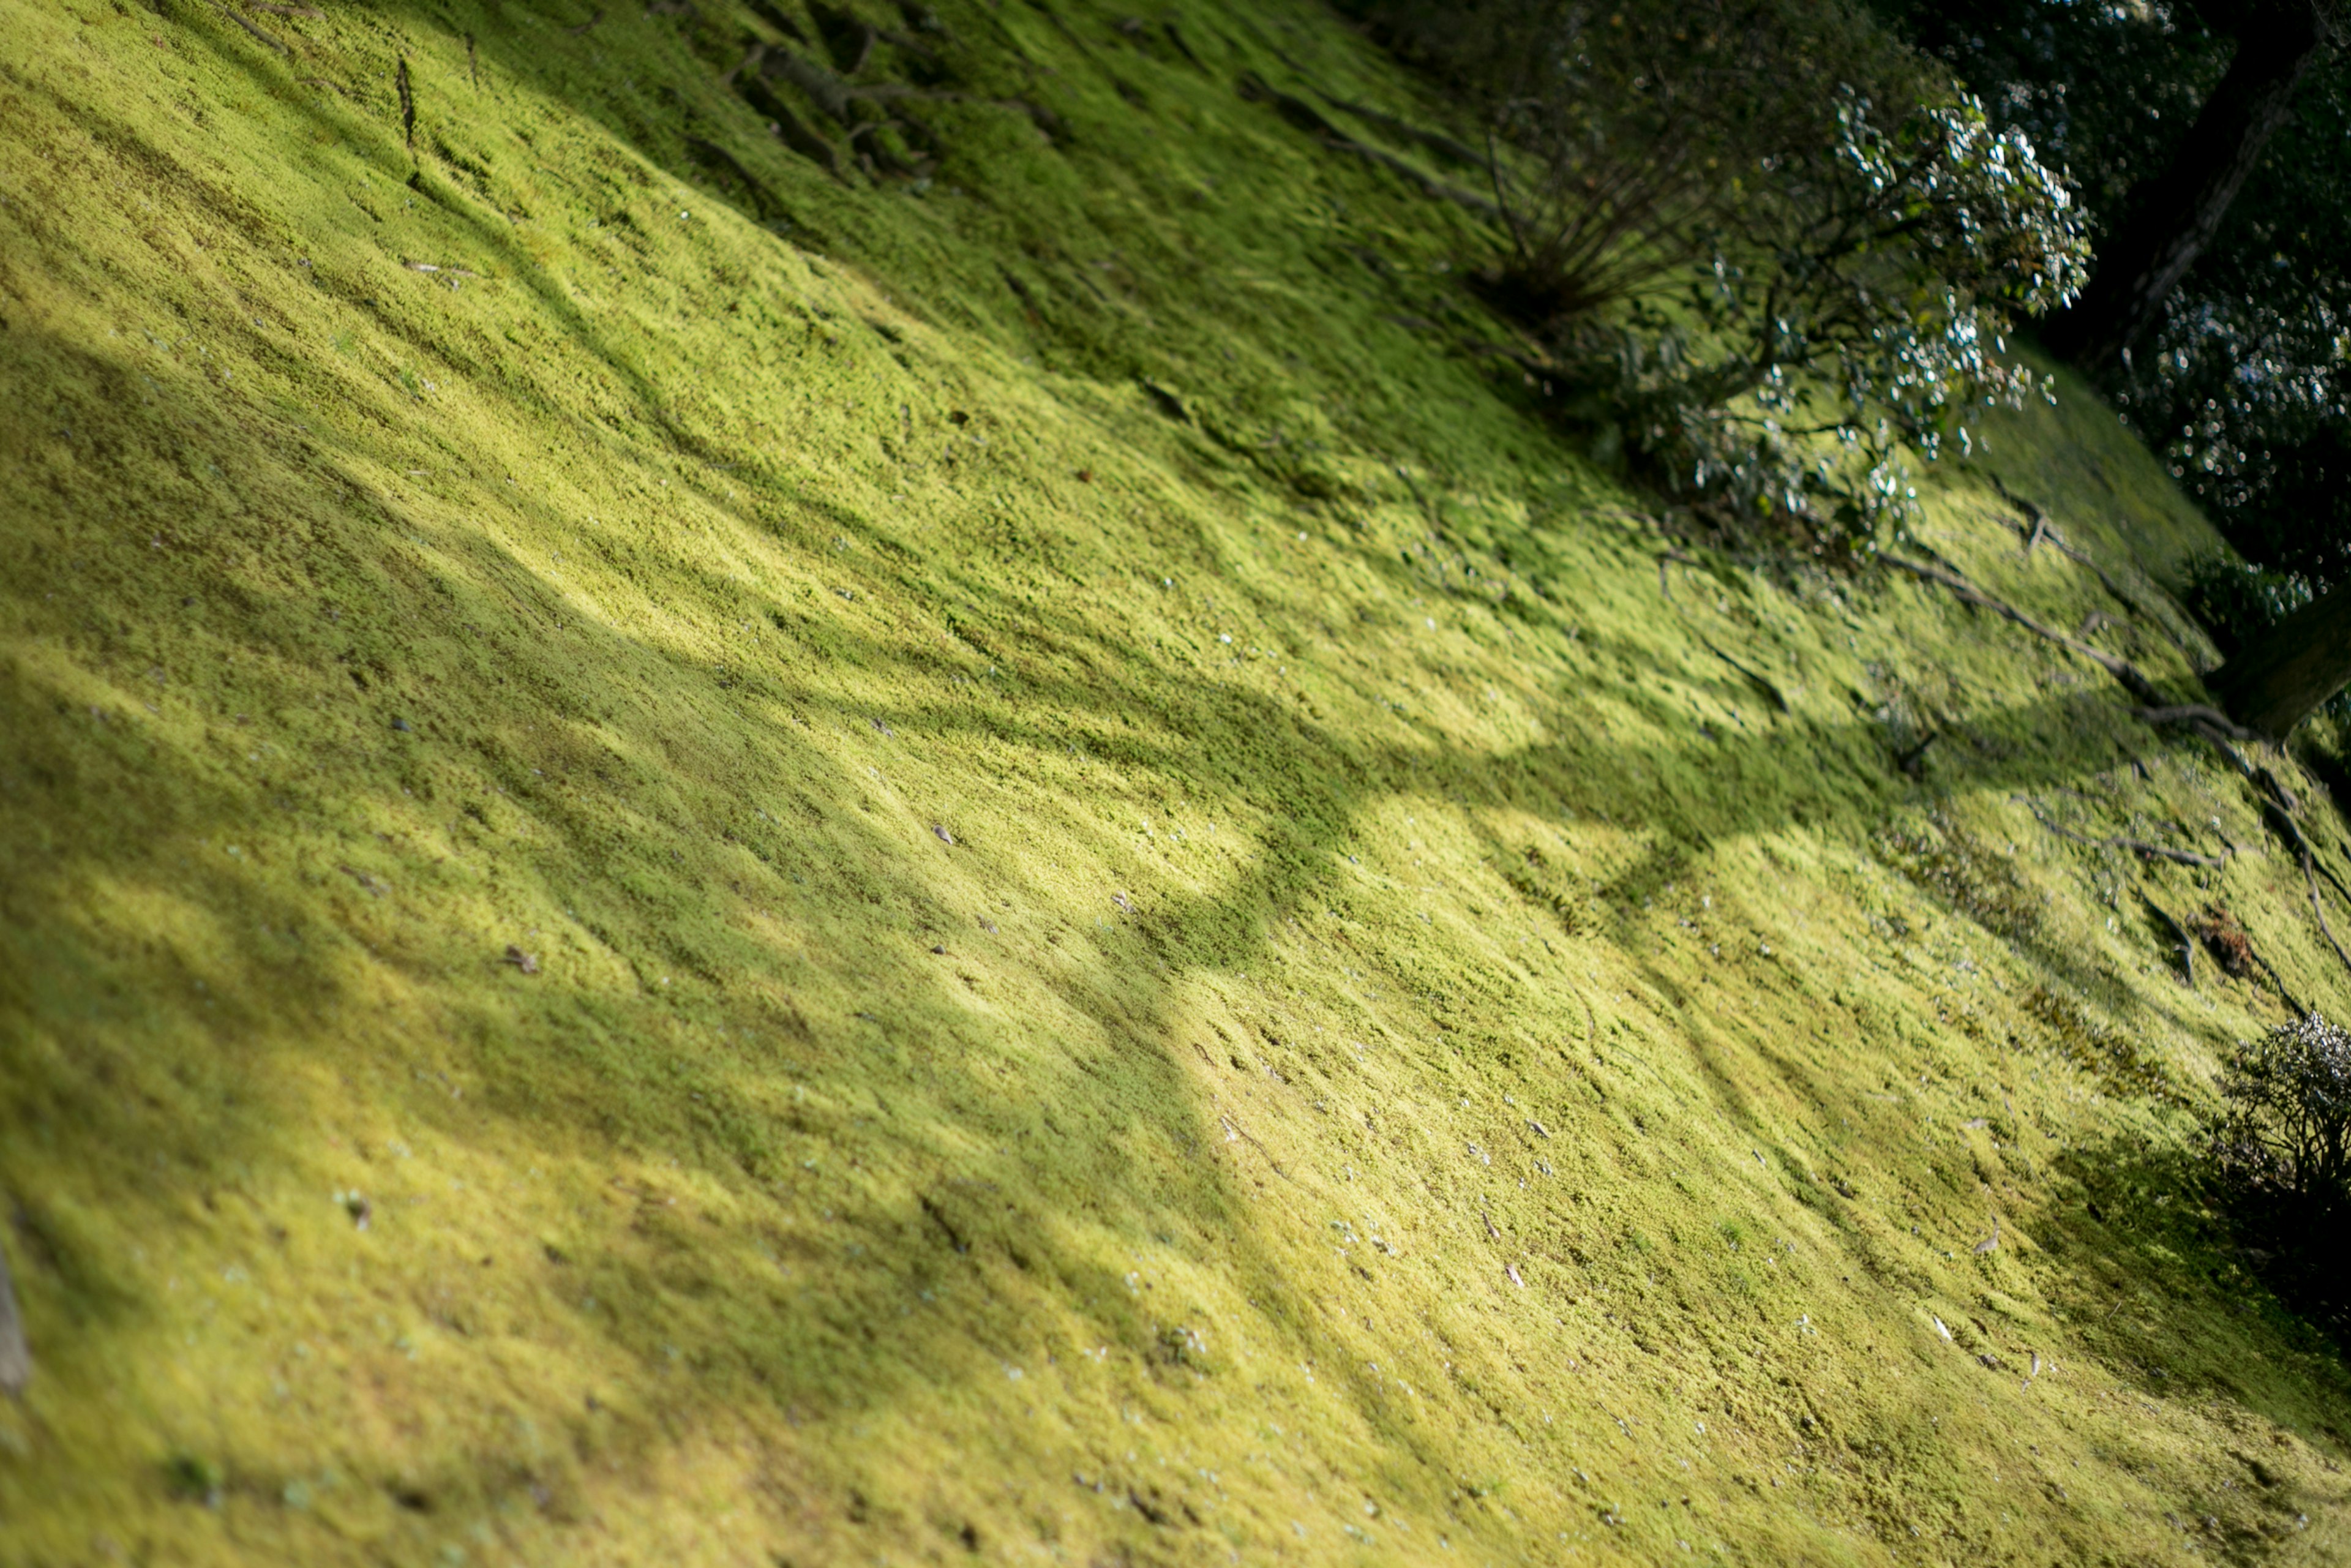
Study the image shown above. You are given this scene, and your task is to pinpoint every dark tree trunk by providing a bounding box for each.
[2209,582,2351,739]
[2046,4,2328,374]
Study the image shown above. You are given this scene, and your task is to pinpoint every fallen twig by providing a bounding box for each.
[1217,1110,1292,1181]
[2139,704,2259,741]
[1318,94,1482,168]
[1987,473,2202,657]
[1236,73,1498,214]
[1887,554,2330,923]
[216,0,292,54]
[2301,847,2351,981]
[1888,554,2300,807]
[2025,806,2228,868]
[1656,549,1699,598]
[1706,640,1789,713]
[0,1231,26,1397]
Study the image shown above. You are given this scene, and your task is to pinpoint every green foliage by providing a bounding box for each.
[2205,1015,2351,1337]
[1360,0,2087,541]
[2183,552,2323,656]
[1880,1,2351,585]
[2209,1015,2351,1215]
[1570,85,2085,537]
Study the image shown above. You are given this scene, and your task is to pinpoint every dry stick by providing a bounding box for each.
[2027,809,2228,869]
[1885,556,2165,705]
[1987,472,2201,657]
[1888,554,2298,813]
[2249,944,2308,1018]
[1235,74,1498,215]
[1330,136,1500,215]
[2306,834,2351,913]
[216,1,291,54]
[1656,552,1689,598]
[0,1232,25,1397]
[2138,703,2259,741]
[2258,798,2351,907]
[1892,555,2339,996]
[2300,847,2351,980]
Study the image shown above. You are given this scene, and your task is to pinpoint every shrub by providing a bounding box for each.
[2207,1014,2351,1220]
[1586,84,2083,538]
[1357,0,2088,542]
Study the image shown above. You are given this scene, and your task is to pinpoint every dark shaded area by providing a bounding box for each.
[2047,1135,2351,1442]
[1875,0,2351,599]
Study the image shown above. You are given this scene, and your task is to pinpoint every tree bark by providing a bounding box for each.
[2046,3,2329,374]
[2209,582,2351,738]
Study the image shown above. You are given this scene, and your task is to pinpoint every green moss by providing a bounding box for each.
[4,0,2351,1562]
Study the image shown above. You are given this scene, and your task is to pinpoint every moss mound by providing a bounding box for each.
[4,0,2351,1561]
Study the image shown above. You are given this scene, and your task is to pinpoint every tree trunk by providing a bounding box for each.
[2209,582,2351,739]
[2046,4,2328,374]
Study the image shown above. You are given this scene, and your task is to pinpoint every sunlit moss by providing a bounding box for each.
[2,0,2349,1563]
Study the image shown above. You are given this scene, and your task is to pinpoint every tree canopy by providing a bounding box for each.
[1880,0,2350,583]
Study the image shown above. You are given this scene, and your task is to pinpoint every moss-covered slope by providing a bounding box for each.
[4,1,2351,1563]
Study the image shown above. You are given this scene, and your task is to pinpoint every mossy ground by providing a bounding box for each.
[6,1,2351,1562]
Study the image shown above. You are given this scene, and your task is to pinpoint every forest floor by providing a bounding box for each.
[6,0,2351,1563]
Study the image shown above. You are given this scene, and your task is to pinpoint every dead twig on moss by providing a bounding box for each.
[1706,641,1789,712]
[2138,704,2259,741]
[1236,74,1499,215]
[2301,848,2351,980]
[2216,910,2309,1016]
[1987,473,2202,658]
[216,0,291,55]
[0,1232,26,1397]
[1885,555,2164,705]
[2023,805,2228,868]
[1888,555,2303,819]
[1655,549,1698,598]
